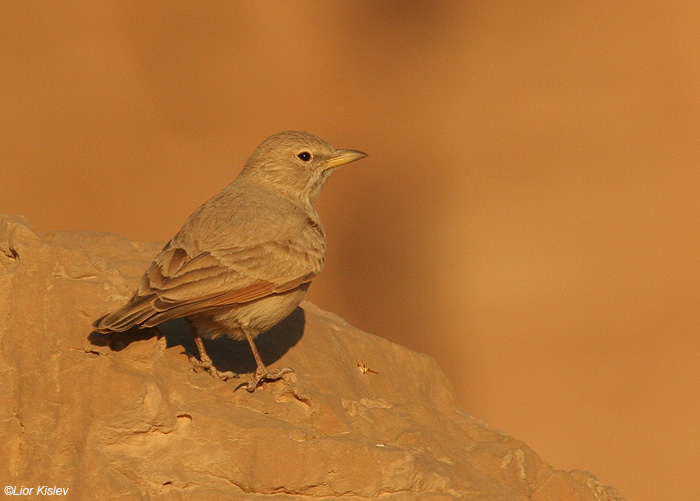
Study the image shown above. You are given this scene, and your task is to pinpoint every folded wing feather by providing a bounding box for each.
[93,238,322,332]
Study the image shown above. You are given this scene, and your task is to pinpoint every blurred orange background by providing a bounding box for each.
[3,2,699,499]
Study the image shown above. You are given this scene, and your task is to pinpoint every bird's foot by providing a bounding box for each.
[188,353,237,380]
[237,366,294,393]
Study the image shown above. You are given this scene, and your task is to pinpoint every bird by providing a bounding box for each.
[93,131,367,392]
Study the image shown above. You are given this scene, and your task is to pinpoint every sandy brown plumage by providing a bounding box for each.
[93,131,367,391]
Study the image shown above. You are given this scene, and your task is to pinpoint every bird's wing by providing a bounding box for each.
[93,238,323,332]
[142,239,323,309]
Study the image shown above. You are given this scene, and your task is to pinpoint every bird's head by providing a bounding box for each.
[241,131,367,204]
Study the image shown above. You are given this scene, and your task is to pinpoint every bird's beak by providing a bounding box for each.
[322,149,368,171]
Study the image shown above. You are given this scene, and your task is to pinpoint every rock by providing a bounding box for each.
[0,214,624,500]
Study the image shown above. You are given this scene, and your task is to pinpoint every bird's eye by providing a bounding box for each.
[297,151,311,162]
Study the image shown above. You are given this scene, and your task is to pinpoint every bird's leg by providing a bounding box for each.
[186,319,236,380]
[239,328,294,392]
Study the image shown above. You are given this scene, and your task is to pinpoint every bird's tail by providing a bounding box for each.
[92,295,156,333]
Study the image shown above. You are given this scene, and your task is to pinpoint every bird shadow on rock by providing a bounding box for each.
[87,307,306,375]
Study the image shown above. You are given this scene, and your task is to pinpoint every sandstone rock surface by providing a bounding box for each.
[0,214,624,500]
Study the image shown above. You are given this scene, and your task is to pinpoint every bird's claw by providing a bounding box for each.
[236,366,295,393]
[188,353,238,380]
[205,367,238,380]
